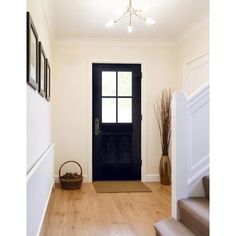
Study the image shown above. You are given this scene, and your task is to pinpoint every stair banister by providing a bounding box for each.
[171,83,209,219]
[171,91,188,218]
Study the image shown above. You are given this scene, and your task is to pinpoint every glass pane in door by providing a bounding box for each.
[118,72,132,96]
[118,98,132,123]
[102,98,116,123]
[102,71,116,96]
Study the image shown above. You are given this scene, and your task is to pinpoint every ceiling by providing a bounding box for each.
[45,0,209,40]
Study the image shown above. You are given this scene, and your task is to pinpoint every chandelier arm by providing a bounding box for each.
[123,6,130,16]
[133,11,146,21]
[105,0,155,31]
[131,5,142,14]
[131,5,137,12]
[128,0,132,9]
[114,14,126,23]
[129,12,132,26]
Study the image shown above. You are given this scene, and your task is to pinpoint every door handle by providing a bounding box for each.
[95,118,101,136]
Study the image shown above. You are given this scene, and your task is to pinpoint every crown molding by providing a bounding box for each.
[175,11,209,45]
[53,37,176,47]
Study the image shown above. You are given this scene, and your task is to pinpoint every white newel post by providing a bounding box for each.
[171,84,209,219]
[171,91,188,219]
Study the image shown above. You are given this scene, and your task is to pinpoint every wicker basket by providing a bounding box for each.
[59,161,83,190]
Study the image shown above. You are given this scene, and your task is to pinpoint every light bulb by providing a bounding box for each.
[105,20,115,27]
[128,25,133,33]
[145,17,155,25]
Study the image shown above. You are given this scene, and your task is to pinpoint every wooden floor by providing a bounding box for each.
[40,182,171,236]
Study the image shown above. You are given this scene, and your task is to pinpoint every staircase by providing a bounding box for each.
[171,84,209,218]
[154,176,209,236]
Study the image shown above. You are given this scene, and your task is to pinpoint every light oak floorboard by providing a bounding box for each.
[40,182,171,236]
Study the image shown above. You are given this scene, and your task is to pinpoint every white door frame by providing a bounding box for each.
[87,59,147,182]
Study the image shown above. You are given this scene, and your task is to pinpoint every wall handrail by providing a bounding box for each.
[188,83,209,104]
[27,143,55,179]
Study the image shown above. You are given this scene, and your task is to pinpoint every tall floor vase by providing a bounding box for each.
[159,155,171,185]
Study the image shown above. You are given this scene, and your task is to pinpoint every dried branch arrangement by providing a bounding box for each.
[154,89,172,156]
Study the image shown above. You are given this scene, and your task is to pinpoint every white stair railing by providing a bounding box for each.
[171,83,209,219]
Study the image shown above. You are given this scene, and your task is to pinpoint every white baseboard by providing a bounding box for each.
[144,174,160,182]
[54,175,59,183]
[36,179,54,236]
[54,174,89,183]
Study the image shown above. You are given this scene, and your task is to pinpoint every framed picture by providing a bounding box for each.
[46,59,51,101]
[38,42,47,97]
[26,12,39,90]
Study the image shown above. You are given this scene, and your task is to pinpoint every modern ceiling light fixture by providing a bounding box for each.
[105,0,155,33]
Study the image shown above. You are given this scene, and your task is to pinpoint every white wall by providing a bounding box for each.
[27,0,52,172]
[51,15,209,182]
[27,1,54,235]
[175,17,209,91]
[52,39,176,181]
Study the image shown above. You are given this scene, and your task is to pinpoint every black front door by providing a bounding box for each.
[92,63,141,181]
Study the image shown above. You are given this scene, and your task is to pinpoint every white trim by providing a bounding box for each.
[187,164,209,186]
[141,62,147,183]
[183,52,209,70]
[175,11,209,44]
[144,174,160,182]
[54,175,59,183]
[36,179,54,236]
[87,59,147,182]
[54,174,89,183]
[188,99,208,115]
[183,54,209,96]
[54,37,175,46]
[188,83,209,104]
[27,143,55,178]
[191,154,209,172]
[87,60,93,183]
[185,53,209,66]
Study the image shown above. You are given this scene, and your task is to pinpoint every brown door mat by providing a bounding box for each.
[93,181,152,193]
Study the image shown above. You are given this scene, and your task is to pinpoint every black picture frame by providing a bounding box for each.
[38,42,47,97]
[26,12,39,90]
[46,59,51,101]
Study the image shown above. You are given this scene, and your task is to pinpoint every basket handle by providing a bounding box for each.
[59,161,83,179]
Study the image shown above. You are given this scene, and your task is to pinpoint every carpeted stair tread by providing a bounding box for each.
[154,218,195,236]
[178,197,209,236]
[202,176,209,199]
